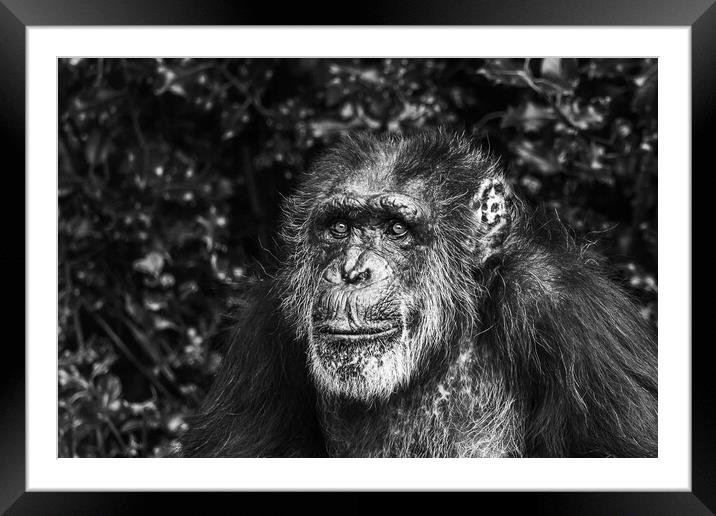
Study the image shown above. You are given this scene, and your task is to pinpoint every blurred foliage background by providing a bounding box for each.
[58,58,658,457]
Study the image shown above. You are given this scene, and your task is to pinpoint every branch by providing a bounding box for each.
[120,58,147,150]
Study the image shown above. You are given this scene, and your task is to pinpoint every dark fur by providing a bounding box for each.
[180,129,657,458]
[178,288,325,457]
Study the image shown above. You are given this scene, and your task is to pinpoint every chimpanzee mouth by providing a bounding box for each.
[317,325,401,341]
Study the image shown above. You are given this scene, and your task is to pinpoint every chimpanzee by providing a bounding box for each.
[179,129,657,458]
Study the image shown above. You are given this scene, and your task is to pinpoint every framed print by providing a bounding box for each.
[1,0,710,513]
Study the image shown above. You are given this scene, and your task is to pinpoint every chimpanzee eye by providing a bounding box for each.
[329,219,350,238]
[388,220,408,237]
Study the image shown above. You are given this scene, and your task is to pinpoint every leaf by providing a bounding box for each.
[143,292,167,312]
[559,100,606,130]
[631,64,657,115]
[153,64,178,95]
[501,101,554,132]
[325,79,344,107]
[153,315,177,331]
[72,88,125,112]
[512,140,561,175]
[310,118,351,138]
[133,252,165,277]
[168,82,187,97]
[90,353,119,379]
[97,374,122,411]
[220,103,247,141]
[358,68,382,85]
[540,58,579,93]
[84,131,102,166]
[164,413,188,435]
[477,59,528,87]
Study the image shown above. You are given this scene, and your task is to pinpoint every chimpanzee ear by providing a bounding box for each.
[468,177,512,262]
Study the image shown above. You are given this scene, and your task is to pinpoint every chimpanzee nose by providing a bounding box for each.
[322,247,391,286]
[341,247,372,284]
[344,266,370,284]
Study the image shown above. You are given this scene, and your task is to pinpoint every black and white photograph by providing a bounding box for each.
[0,3,706,508]
[57,57,659,459]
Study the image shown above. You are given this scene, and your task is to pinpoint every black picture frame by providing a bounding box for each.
[1,1,709,514]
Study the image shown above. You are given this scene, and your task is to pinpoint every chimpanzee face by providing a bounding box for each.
[279,131,510,401]
[307,181,432,399]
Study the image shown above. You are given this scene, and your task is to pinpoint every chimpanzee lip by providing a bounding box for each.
[318,326,400,340]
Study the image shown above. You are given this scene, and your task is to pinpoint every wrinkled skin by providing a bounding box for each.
[308,190,429,399]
